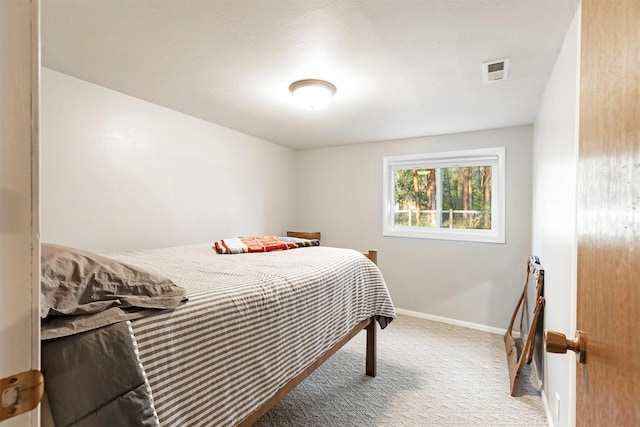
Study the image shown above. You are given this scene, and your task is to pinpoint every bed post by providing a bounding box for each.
[364,249,377,264]
[366,318,377,377]
[363,250,378,377]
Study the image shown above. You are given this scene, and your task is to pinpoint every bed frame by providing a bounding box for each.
[238,248,379,426]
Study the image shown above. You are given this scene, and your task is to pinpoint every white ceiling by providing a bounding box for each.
[41,0,578,150]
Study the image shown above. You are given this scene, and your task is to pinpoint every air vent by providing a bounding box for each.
[483,57,510,83]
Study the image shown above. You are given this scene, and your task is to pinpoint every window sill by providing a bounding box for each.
[383,227,505,244]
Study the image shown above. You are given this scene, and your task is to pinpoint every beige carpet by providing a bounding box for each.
[254,314,547,427]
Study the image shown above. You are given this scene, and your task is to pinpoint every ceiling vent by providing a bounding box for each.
[483,57,510,83]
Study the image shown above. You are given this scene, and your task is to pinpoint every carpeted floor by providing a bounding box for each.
[254,314,547,427]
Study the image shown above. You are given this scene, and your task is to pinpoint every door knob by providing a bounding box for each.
[544,329,586,363]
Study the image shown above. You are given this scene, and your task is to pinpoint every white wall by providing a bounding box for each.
[294,126,533,329]
[41,68,297,253]
[531,4,580,426]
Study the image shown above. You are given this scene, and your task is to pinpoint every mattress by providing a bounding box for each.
[108,244,396,426]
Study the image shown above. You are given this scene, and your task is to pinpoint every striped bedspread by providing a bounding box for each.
[110,244,395,426]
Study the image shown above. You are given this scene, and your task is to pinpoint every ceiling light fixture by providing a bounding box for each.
[289,79,337,110]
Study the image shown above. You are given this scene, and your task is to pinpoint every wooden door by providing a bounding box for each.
[576,0,640,425]
[0,1,40,426]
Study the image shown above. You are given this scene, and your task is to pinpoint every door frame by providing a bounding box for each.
[0,0,40,425]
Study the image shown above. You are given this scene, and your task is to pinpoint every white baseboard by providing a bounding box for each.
[541,387,554,427]
[395,307,511,336]
[532,358,552,426]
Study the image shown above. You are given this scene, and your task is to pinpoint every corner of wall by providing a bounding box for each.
[531,2,581,425]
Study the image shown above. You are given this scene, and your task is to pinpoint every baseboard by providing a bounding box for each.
[395,308,512,336]
[532,357,552,426]
[541,387,554,427]
[531,358,543,388]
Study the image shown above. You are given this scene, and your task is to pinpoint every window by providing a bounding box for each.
[383,147,505,243]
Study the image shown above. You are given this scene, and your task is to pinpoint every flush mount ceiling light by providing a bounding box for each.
[289,79,337,110]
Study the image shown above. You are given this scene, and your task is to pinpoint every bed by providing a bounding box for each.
[40,240,395,426]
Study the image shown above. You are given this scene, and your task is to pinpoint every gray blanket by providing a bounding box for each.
[41,321,158,427]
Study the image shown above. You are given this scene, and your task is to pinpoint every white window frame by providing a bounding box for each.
[382,147,506,243]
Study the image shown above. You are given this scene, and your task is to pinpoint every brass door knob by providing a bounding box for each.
[544,329,586,363]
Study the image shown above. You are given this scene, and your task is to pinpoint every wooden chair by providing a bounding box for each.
[504,256,545,396]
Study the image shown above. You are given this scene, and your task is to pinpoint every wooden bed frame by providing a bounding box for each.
[238,248,379,426]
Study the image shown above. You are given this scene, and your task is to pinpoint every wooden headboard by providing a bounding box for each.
[286,231,376,265]
[286,231,321,242]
